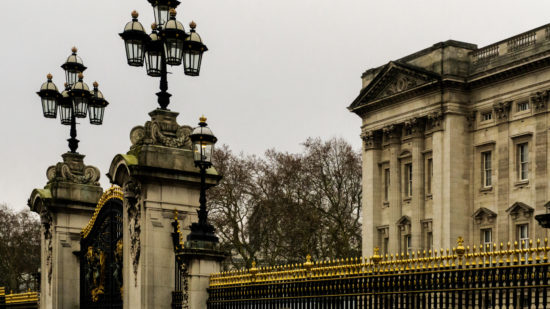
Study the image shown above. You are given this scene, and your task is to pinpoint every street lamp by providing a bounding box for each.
[36,48,109,153]
[119,4,208,110]
[187,116,218,243]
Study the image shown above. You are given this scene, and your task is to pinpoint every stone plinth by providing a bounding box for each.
[107,109,222,309]
[28,152,103,309]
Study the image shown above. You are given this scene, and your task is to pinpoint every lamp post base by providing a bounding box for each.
[187,222,219,243]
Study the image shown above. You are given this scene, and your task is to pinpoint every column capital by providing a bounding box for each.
[531,90,549,114]
[361,129,381,150]
[427,111,444,132]
[493,101,512,123]
[383,124,401,144]
[403,117,425,138]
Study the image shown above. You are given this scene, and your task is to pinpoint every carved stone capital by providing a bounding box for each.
[403,117,424,137]
[46,153,100,186]
[427,111,444,131]
[531,91,549,113]
[382,124,401,144]
[130,109,193,151]
[361,129,381,150]
[493,101,512,122]
[40,204,53,285]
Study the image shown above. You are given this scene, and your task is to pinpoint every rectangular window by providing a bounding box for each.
[517,224,529,248]
[481,228,492,246]
[384,168,390,201]
[404,163,412,197]
[427,158,433,194]
[405,235,412,254]
[518,143,529,180]
[482,112,492,121]
[383,237,389,255]
[482,151,492,187]
[517,101,529,112]
[427,232,433,251]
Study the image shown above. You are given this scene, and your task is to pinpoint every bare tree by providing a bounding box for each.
[208,137,361,269]
[0,204,40,292]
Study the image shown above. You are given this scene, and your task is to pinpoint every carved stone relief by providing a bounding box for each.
[123,180,142,286]
[130,111,193,150]
[40,205,53,286]
[46,153,100,185]
[381,74,421,97]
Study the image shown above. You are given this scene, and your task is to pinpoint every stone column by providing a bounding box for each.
[429,112,445,250]
[108,109,225,309]
[532,92,549,240]
[384,125,402,254]
[361,129,382,257]
[494,102,512,243]
[28,153,103,309]
[406,118,425,252]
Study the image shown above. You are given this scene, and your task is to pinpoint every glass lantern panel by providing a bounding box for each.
[164,38,184,66]
[41,97,58,118]
[154,5,170,26]
[125,40,145,67]
[73,96,88,118]
[88,105,105,125]
[184,51,202,76]
[59,104,72,125]
[65,70,79,87]
[202,143,213,163]
[145,51,162,77]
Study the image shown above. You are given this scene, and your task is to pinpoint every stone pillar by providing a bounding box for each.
[430,112,444,250]
[494,102,512,242]
[407,118,425,252]
[108,109,225,309]
[384,125,402,254]
[28,152,103,309]
[361,129,382,257]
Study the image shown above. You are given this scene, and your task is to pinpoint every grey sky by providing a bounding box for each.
[1,0,550,211]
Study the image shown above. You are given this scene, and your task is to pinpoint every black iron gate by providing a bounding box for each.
[80,188,123,309]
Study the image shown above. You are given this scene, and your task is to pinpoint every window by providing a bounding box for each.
[482,151,492,187]
[383,238,389,255]
[404,163,412,197]
[426,158,433,194]
[482,112,492,121]
[517,224,529,248]
[517,143,528,180]
[384,168,390,201]
[517,101,529,112]
[427,232,433,251]
[404,235,412,254]
[481,228,492,247]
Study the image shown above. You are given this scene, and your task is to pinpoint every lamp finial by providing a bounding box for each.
[199,115,207,123]
[71,46,77,53]
[47,73,53,80]
[190,21,197,29]
[131,10,139,19]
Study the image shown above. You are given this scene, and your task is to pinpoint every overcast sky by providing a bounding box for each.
[1,0,550,211]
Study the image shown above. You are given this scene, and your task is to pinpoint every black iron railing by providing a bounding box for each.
[208,237,550,308]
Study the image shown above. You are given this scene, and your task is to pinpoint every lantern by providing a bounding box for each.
[183,21,208,76]
[36,73,60,118]
[161,9,186,66]
[190,116,217,165]
[119,11,149,67]
[69,73,91,118]
[61,47,87,87]
[88,82,109,125]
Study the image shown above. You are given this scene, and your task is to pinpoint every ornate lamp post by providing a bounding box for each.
[187,116,218,243]
[119,2,208,110]
[36,48,109,153]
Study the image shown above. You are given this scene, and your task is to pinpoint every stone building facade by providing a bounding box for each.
[349,24,550,257]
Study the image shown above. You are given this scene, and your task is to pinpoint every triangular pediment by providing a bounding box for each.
[348,61,440,112]
[506,202,534,214]
[472,207,497,219]
[396,215,411,226]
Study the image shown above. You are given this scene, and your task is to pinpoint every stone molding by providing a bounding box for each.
[427,111,444,131]
[472,207,497,225]
[507,202,534,220]
[46,152,100,186]
[130,109,193,151]
[383,124,401,144]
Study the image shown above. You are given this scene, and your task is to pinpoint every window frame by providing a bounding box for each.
[517,142,529,181]
[482,151,492,188]
[404,163,413,198]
